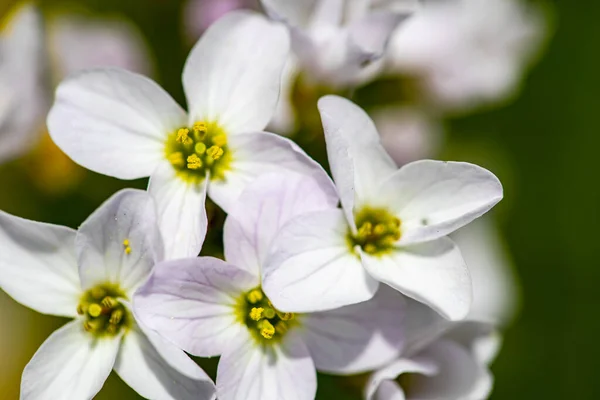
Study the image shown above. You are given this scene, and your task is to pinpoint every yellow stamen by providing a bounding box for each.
[357,222,373,237]
[176,128,193,145]
[168,152,185,167]
[364,244,377,254]
[247,289,263,304]
[77,304,87,315]
[122,239,132,255]
[84,319,102,332]
[373,224,386,235]
[260,320,275,339]
[194,142,207,155]
[206,145,224,160]
[88,303,102,318]
[275,321,289,335]
[277,311,294,321]
[193,122,207,135]
[212,134,227,147]
[101,297,117,309]
[91,287,106,299]
[187,154,203,170]
[109,309,123,325]
[249,307,264,321]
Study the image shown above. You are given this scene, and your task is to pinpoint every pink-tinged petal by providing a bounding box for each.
[224,171,338,276]
[134,257,257,357]
[0,211,80,317]
[216,329,316,400]
[348,12,405,61]
[318,95,397,226]
[210,131,337,212]
[183,11,290,134]
[114,323,216,400]
[48,68,186,179]
[76,189,164,295]
[263,209,378,313]
[301,285,406,374]
[377,160,503,245]
[21,319,121,400]
[361,238,472,321]
[148,161,208,260]
[443,322,502,366]
[365,358,437,400]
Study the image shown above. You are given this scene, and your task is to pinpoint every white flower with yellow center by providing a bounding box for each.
[48,11,332,259]
[261,95,504,320]
[134,172,406,400]
[0,190,215,400]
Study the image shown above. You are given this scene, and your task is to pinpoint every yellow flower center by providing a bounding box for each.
[164,121,232,184]
[237,288,297,344]
[349,207,402,256]
[77,283,131,338]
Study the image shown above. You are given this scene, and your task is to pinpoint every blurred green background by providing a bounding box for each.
[0,0,595,399]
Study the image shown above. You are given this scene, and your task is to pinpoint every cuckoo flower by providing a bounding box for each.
[0,190,215,400]
[135,172,406,400]
[261,0,411,87]
[48,11,330,259]
[0,4,47,164]
[262,96,503,320]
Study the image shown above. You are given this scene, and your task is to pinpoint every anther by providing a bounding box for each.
[84,319,102,332]
[88,303,102,318]
[193,122,207,135]
[212,134,227,147]
[168,152,185,167]
[206,146,224,160]
[109,309,123,325]
[277,311,294,321]
[373,224,386,235]
[91,287,106,300]
[77,303,87,315]
[260,320,275,339]
[364,244,377,254]
[101,297,117,309]
[247,289,263,304]
[275,321,289,335]
[176,128,193,145]
[249,307,264,321]
[187,154,203,170]
[357,222,373,237]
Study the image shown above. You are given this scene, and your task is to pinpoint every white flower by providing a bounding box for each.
[134,172,406,400]
[386,0,547,111]
[0,4,47,164]
[365,295,499,400]
[261,0,410,88]
[261,95,503,320]
[0,189,215,399]
[48,10,330,260]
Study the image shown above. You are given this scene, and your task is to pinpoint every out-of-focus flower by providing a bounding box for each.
[0,190,215,400]
[0,4,47,165]
[261,0,411,88]
[371,106,443,166]
[261,95,503,320]
[386,0,547,112]
[135,172,406,400]
[183,0,258,42]
[365,311,497,400]
[47,13,154,79]
[48,11,333,260]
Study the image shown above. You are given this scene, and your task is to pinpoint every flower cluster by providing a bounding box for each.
[0,0,545,399]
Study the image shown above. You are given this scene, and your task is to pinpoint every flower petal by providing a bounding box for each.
[378,160,503,245]
[0,210,80,317]
[318,95,397,226]
[260,0,317,28]
[224,171,338,276]
[183,10,290,134]
[301,285,406,374]
[210,131,337,212]
[20,319,120,400]
[443,322,502,366]
[134,257,256,357]
[216,329,316,400]
[263,209,378,313]
[48,68,187,179]
[361,237,472,321]
[114,323,216,400]
[76,189,164,295]
[402,297,452,357]
[365,358,437,400]
[148,161,208,260]
[348,12,405,63]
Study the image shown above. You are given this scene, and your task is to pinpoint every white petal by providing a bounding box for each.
[378,160,503,245]
[21,319,120,400]
[183,11,290,134]
[301,285,406,374]
[263,209,378,313]
[361,238,472,321]
[318,95,397,225]
[134,257,257,357]
[405,339,493,400]
[47,14,154,78]
[402,297,452,357]
[48,68,187,179]
[114,324,216,400]
[76,189,164,295]
[260,0,317,28]
[210,131,337,212]
[366,358,437,400]
[224,171,338,276]
[443,322,502,366]
[0,211,80,317]
[216,330,316,400]
[148,161,208,260]
[348,12,404,60]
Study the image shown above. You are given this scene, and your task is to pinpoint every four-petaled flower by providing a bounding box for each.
[134,172,407,400]
[0,190,215,400]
